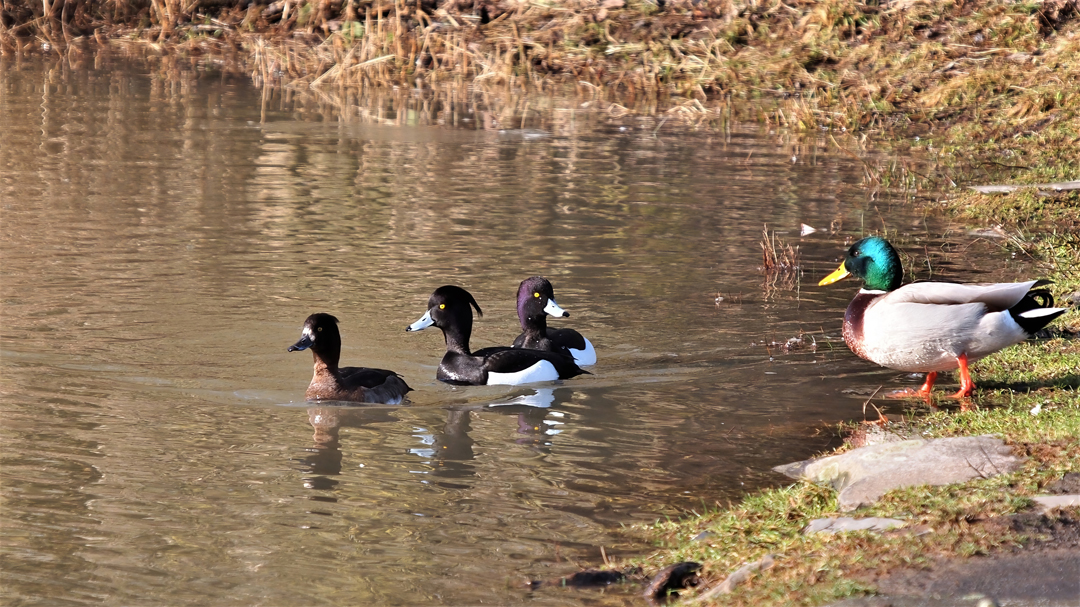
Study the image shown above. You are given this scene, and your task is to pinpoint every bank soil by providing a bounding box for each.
[851,510,1080,605]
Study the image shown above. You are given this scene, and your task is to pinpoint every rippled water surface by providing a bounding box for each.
[0,56,1007,605]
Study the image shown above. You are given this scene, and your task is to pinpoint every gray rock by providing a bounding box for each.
[804,517,906,534]
[968,180,1080,194]
[1032,494,1080,512]
[824,596,1000,607]
[1044,472,1080,494]
[774,435,1025,511]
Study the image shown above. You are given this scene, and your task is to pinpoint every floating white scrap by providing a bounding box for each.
[800,223,818,236]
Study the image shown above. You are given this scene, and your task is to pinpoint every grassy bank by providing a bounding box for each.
[633,249,1078,604]
[632,396,1080,605]
[633,242,1078,605]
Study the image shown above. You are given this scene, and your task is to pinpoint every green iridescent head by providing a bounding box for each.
[819,236,903,291]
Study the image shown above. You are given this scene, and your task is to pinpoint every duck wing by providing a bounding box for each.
[545,328,588,352]
[859,279,1062,372]
[546,327,596,366]
[339,366,413,391]
[885,280,1045,310]
[512,330,574,358]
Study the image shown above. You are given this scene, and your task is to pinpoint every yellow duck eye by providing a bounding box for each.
[439,304,445,309]
[534,292,540,298]
[317,327,323,332]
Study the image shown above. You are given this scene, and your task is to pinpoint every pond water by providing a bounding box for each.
[0,55,1011,605]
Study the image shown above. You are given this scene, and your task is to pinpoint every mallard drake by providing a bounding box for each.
[819,236,1066,398]
[511,276,596,366]
[289,313,412,404]
[406,285,588,386]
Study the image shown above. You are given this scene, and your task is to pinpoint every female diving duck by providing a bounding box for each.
[289,313,412,404]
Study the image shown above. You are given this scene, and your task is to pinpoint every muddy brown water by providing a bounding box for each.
[0,56,1026,605]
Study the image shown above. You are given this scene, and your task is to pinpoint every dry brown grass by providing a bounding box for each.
[758,224,801,298]
[759,224,800,275]
[4,0,1078,195]
[5,0,1078,119]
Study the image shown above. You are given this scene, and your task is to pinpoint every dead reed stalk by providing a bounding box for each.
[760,225,800,275]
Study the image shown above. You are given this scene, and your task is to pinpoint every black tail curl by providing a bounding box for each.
[1009,284,1066,335]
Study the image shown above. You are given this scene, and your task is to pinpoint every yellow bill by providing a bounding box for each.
[818,262,851,286]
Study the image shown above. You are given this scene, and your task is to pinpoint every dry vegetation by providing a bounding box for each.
[759,224,800,274]
[5,0,1078,207]
[3,0,1078,130]
[758,224,802,297]
[5,0,1079,208]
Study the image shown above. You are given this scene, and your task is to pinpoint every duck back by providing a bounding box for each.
[436,346,587,386]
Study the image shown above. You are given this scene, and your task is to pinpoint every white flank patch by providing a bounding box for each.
[407,310,434,332]
[570,337,597,366]
[487,361,559,385]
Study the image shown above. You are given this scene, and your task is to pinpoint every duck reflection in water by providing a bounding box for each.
[509,406,558,448]
[299,405,397,491]
[488,387,564,449]
[411,408,477,479]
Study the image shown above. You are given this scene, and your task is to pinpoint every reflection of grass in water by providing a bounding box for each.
[16,0,1080,249]
[11,0,1078,139]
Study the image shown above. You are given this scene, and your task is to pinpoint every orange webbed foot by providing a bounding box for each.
[947,354,976,401]
[885,372,937,402]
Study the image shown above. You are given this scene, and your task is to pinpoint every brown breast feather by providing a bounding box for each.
[842,292,882,362]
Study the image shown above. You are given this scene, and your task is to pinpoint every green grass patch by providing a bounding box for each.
[945,191,1080,230]
[628,388,1079,606]
[971,337,1080,396]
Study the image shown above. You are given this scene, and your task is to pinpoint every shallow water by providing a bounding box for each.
[0,56,1017,605]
